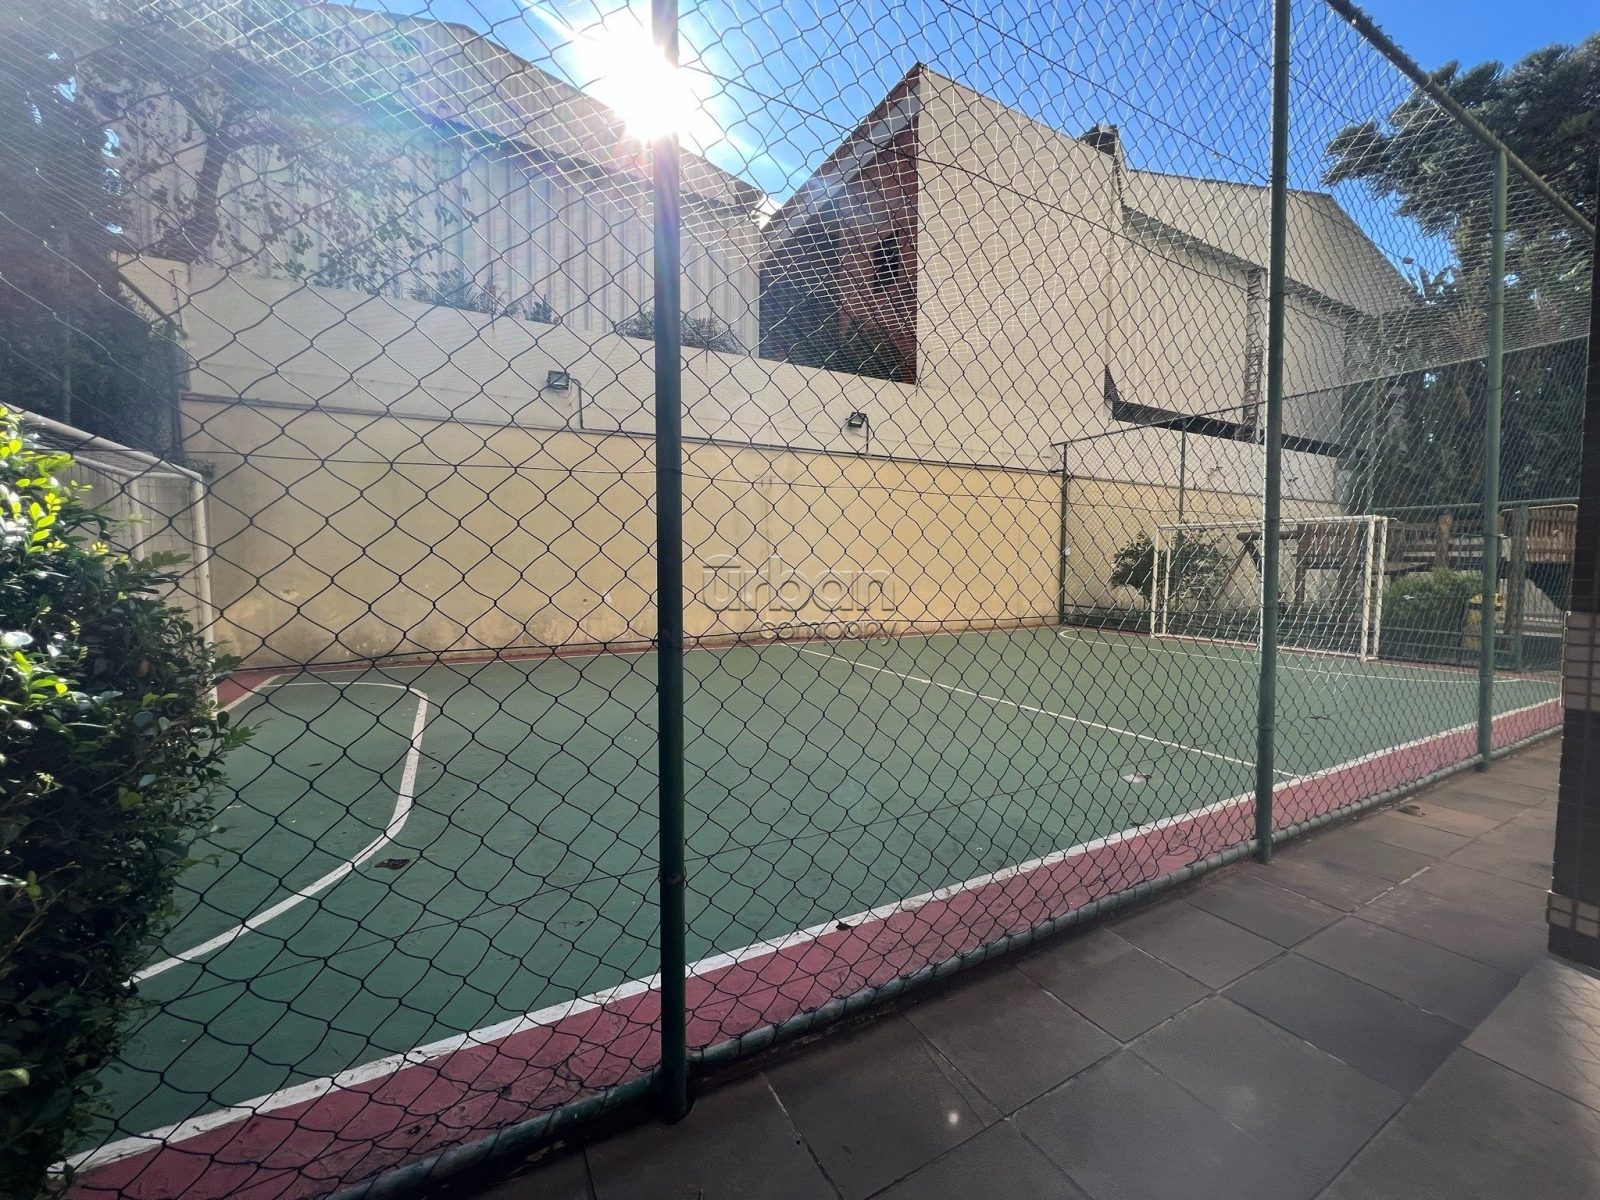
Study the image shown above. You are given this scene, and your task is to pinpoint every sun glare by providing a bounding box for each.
[592,31,697,142]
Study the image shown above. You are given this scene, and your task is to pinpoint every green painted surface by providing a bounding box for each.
[99,627,1556,1141]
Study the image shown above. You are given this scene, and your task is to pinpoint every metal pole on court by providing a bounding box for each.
[1478,148,1507,767]
[1058,443,1070,625]
[1255,0,1291,863]
[652,0,689,1121]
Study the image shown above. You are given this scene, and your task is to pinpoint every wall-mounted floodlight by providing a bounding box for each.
[845,411,869,431]
[546,370,572,391]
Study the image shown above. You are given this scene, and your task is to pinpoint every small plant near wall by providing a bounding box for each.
[1109,531,1227,606]
[616,308,746,354]
[0,409,245,1194]
[409,269,558,323]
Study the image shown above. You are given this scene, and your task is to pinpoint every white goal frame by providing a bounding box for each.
[1151,514,1387,661]
[22,410,215,640]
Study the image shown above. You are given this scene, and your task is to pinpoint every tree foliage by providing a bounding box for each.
[1325,37,1596,514]
[0,409,244,1193]
[0,13,177,450]
[1,0,490,451]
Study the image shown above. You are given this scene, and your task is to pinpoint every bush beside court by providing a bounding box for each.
[0,410,242,1194]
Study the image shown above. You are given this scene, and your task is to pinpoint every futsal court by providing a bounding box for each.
[79,623,1561,1195]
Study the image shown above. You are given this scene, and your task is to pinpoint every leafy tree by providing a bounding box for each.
[1325,37,1597,513]
[0,0,479,449]
[0,13,176,449]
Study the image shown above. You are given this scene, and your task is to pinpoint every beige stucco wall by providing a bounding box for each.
[913,75,1120,461]
[186,394,1058,667]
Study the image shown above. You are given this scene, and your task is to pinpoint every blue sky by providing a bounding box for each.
[364,0,1590,278]
[1363,0,1594,73]
[389,1,1591,205]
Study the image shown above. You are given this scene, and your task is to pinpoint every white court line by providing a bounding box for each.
[799,645,1293,777]
[69,776,1257,1173]
[70,692,1562,1175]
[1061,631,1561,689]
[132,682,430,984]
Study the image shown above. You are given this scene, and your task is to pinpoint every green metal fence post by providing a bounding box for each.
[1509,504,1528,672]
[1057,443,1070,625]
[1477,148,1507,768]
[652,0,689,1122]
[1254,0,1291,863]
[1176,427,1188,529]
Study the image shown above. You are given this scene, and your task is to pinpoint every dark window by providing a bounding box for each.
[870,235,902,295]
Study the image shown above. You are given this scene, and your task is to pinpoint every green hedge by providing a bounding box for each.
[0,410,242,1193]
[1381,567,1482,663]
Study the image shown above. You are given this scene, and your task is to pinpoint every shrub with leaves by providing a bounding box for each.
[0,409,242,1193]
[1383,567,1483,639]
[616,308,746,354]
[409,269,557,323]
[1109,530,1228,607]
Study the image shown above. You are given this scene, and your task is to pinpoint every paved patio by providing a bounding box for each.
[471,737,1600,1200]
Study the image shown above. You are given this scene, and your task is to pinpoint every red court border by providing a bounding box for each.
[73,696,1560,1200]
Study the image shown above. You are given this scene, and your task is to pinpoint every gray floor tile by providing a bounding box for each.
[477,1151,592,1200]
[1422,789,1527,824]
[1018,933,1209,1042]
[1406,862,1549,925]
[905,965,1116,1112]
[1465,958,1600,1114]
[1015,1052,1316,1200]
[1295,828,1436,883]
[1386,799,1502,839]
[587,1075,834,1200]
[1250,854,1394,912]
[1114,900,1281,987]
[1298,917,1520,1028]
[1353,810,1473,858]
[1133,997,1401,1182]
[1319,1050,1600,1200]
[1359,882,1548,975]
[1186,870,1343,947]
[1448,838,1553,888]
[767,1016,996,1200]
[1226,954,1465,1094]
[871,1121,1088,1200]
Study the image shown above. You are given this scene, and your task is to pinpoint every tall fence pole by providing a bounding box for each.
[1255,0,1291,863]
[1057,444,1070,625]
[652,0,689,1122]
[1477,148,1507,767]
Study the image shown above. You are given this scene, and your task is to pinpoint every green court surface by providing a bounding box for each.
[100,626,1558,1143]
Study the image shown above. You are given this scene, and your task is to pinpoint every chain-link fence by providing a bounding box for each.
[0,0,1591,1196]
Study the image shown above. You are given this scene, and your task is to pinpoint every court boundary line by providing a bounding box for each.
[799,644,1296,777]
[69,694,1561,1189]
[69,776,1256,1174]
[1105,636,1563,688]
[132,682,430,983]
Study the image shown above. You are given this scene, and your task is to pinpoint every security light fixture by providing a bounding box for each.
[845,411,869,431]
[545,370,571,391]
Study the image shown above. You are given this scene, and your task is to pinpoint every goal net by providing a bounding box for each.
[22,411,215,639]
[1151,516,1387,660]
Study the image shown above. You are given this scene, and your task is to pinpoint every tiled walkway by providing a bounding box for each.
[474,738,1600,1200]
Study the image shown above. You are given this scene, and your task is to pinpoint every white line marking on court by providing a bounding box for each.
[217,673,282,713]
[69,693,1562,1175]
[1061,631,1561,689]
[131,682,429,984]
[69,770,1260,1174]
[799,645,1292,777]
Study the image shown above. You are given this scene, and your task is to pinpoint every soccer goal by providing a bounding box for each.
[1151,515,1387,660]
[22,410,215,639]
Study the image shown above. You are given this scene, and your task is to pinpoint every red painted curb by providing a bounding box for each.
[74,698,1559,1199]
